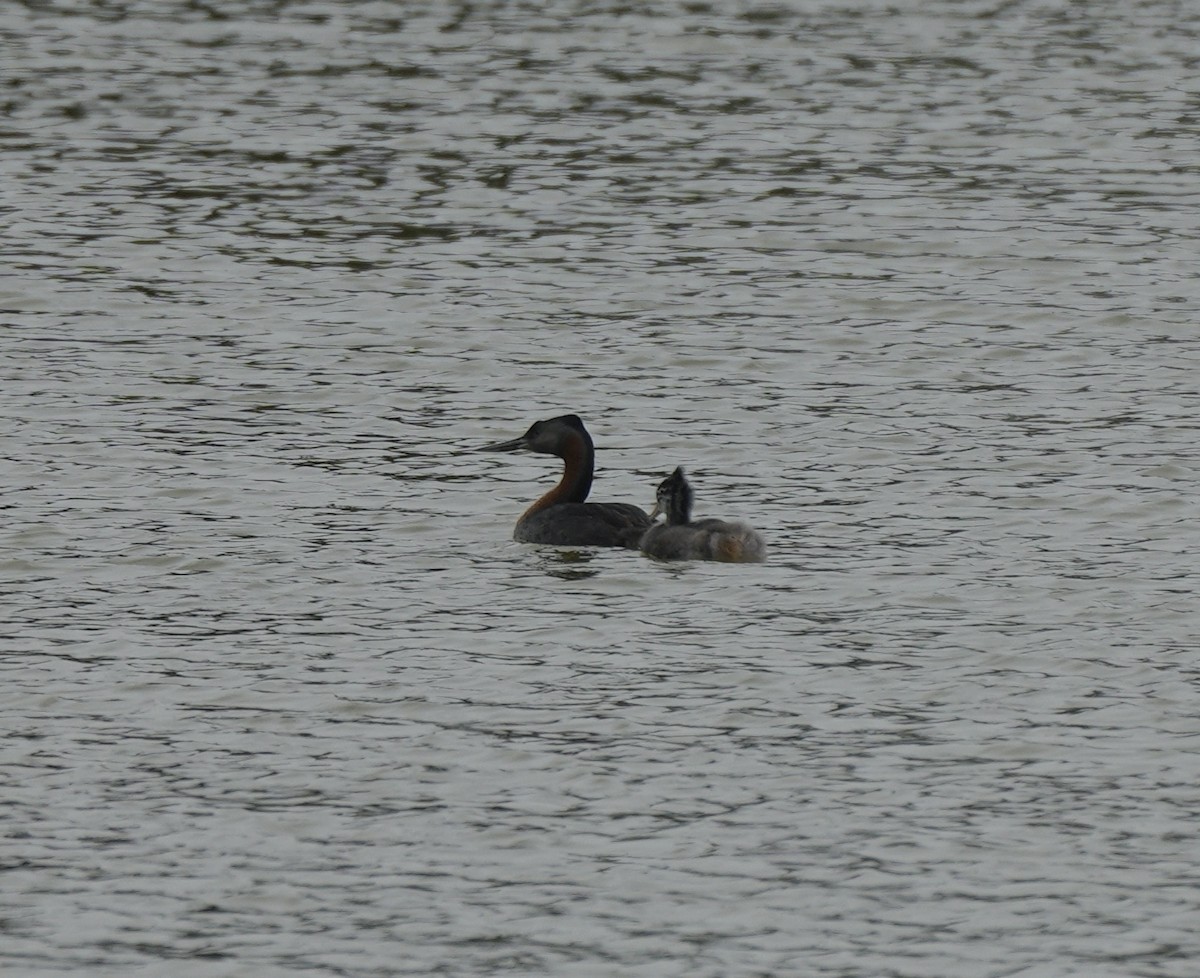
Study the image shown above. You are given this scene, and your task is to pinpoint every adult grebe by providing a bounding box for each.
[479,414,652,548]
[640,467,766,563]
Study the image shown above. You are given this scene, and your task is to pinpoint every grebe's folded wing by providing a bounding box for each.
[516,501,650,548]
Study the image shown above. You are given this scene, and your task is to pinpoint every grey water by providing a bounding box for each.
[3,1,1199,976]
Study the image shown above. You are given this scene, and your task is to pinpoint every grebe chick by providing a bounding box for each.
[479,414,651,548]
[640,467,766,563]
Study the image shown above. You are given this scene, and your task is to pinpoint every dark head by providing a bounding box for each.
[650,466,693,525]
[479,414,593,457]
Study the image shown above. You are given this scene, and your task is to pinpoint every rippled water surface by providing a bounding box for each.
[4,2,1199,976]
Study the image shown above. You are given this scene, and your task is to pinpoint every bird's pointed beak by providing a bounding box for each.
[649,501,662,520]
[478,435,527,452]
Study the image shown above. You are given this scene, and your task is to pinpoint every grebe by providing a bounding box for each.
[640,467,766,563]
[479,414,651,548]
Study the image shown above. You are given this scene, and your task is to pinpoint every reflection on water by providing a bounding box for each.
[537,550,605,581]
[4,1,1200,976]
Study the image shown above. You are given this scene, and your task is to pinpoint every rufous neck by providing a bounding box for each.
[522,428,594,517]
